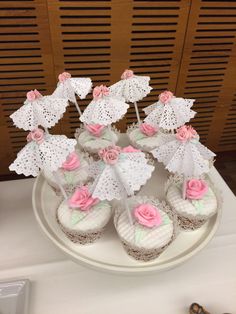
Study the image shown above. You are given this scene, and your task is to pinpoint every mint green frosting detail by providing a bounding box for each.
[134,214,171,245]
[163,216,170,225]
[191,189,213,214]
[192,200,204,214]
[101,130,113,141]
[135,225,147,244]
[64,171,75,185]
[133,131,147,141]
[71,210,87,225]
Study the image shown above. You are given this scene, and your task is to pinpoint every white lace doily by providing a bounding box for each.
[143,98,196,130]
[109,75,152,102]
[10,96,68,131]
[151,138,216,177]
[89,152,154,200]
[52,77,92,102]
[80,96,129,125]
[9,135,77,177]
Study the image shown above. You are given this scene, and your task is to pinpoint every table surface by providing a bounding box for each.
[0,168,236,314]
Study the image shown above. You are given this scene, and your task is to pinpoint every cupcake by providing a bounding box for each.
[127,123,171,152]
[57,185,112,244]
[76,124,119,154]
[166,176,218,230]
[43,150,90,195]
[114,197,177,262]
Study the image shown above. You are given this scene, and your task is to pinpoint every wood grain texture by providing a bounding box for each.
[175,0,236,151]
[1,0,236,178]
[0,0,56,176]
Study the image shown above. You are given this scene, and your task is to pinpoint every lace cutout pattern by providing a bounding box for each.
[10,97,68,131]
[80,96,129,125]
[144,98,196,130]
[109,75,152,102]
[9,135,76,176]
[89,152,154,200]
[152,138,215,177]
[52,77,92,102]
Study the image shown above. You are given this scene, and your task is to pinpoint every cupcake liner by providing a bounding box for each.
[121,235,174,262]
[56,212,104,244]
[165,174,222,230]
[114,196,178,262]
[177,215,207,231]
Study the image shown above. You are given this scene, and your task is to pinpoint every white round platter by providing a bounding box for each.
[32,151,221,275]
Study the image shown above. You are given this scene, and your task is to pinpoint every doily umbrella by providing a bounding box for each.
[144,90,196,130]
[151,125,215,198]
[80,85,129,126]
[109,69,152,124]
[9,128,77,199]
[89,146,154,224]
[52,72,92,115]
[10,89,68,131]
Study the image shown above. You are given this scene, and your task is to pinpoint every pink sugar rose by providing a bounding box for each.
[93,85,109,100]
[26,89,42,101]
[122,145,141,153]
[68,186,98,211]
[99,146,121,165]
[134,203,162,228]
[139,123,158,137]
[26,128,44,144]
[176,125,197,142]
[121,69,134,80]
[159,90,173,104]
[186,179,208,200]
[61,152,80,171]
[58,72,71,83]
[85,124,105,137]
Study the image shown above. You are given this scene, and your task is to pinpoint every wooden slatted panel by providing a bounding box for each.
[47,0,114,136]
[1,0,236,179]
[219,92,236,149]
[124,0,192,124]
[48,0,191,132]
[0,0,56,177]
[176,0,236,150]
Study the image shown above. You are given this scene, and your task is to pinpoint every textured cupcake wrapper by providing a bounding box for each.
[121,233,175,262]
[47,181,77,196]
[46,179,94,198]
[176,214,207,231]
[114,197,178,262]
[56,212,105,245]
[165,174,222,229]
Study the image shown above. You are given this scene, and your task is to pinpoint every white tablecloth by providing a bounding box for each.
[0,168,236,314]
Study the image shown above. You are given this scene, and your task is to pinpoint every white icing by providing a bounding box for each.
[116,207,173,250]
[128,128,171,152]
[43,156,89,189]
[57,200,112,232]
[78,129,118,153]
[166,184,217,218]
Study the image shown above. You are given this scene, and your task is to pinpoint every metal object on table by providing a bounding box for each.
[0,280,29,314]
